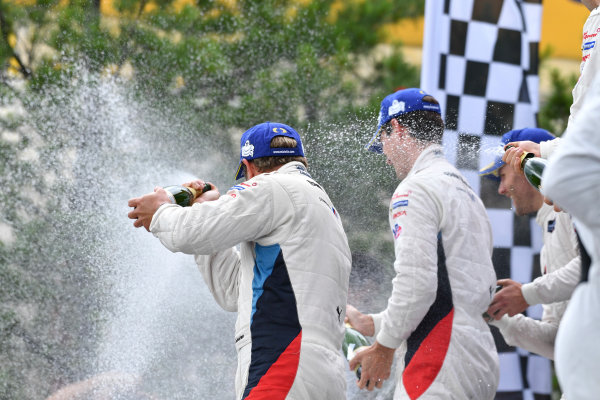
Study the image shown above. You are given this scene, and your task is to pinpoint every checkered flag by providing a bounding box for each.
[421,0,552,399]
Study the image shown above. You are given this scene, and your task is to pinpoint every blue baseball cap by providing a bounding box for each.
[479,127,555,181]
[365,88,442,153]
[234,122,305,180]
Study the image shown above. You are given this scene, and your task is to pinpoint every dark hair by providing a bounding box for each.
[383,95,444,144]
[242,136,308,178]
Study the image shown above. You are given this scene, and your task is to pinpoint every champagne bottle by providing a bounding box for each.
[522,157,547,192]
[342,323,370,380]
[504,145,547,192]
[483,285,503,323]
[163,183,211,207]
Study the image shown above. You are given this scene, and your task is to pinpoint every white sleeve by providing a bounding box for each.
[539,138,561,160]
[567,14,600,129]
[370,311,384,339]
[149,178,279,255]
[489,303,559,360]
[544,74,600,226]
[376,183,441,349]
[521,256,581,305]
[194,249,240,312]
[149,177,289,312]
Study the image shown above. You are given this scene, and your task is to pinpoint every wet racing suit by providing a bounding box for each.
[370,145,499,399]
[568,6,600,129]
[489,204,579,360]
[544,72,600,400]
[540,8,600,156]
[150,162,352,400]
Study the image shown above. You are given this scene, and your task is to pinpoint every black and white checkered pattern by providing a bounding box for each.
[422,0,551,399]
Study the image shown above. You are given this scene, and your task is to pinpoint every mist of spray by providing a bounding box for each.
[3,67,236,399]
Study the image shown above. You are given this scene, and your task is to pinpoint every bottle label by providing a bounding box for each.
[165,191,176,204]
[186,186,198,199]
[519,152,534,170]
[347,344,368,360]
[346,343,357,360]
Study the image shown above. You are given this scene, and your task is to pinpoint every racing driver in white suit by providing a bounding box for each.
[346,88,499,399]
[568,0,600,129]
[544,73,600,400]
[128,122,352,400]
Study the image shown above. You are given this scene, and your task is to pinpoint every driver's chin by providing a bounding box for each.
[512,198,527,217]
[395,167,407,180]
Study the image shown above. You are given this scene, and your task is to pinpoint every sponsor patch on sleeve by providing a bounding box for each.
[228,181,259,197]
[392,190,411,200]
[229,181,258,191]
[392,210,407,219]
[392,190,411,210]
[392,224,402,239]
[547,219,556,233]
[392,199,409,209]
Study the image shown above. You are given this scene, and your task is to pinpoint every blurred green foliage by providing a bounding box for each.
[0,0,424,239]
[538,68,578,136]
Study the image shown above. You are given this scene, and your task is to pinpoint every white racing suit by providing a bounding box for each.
[540,137,561,160]
[540,8,600,159]
[370,145,499,399]
[519,208,581,307]
[490,204,579,360]
[544,72,600,400]
[150,162,352,400]
[568,6,600,129]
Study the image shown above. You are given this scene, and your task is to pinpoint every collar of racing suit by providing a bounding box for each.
[271,161,308,175]
[535,202,555,228]
[404,144,446,180]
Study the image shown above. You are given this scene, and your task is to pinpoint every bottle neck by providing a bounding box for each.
[187,186,198,199]
[519,152,535,170]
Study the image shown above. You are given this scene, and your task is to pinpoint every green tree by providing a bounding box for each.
[538,68,578,136]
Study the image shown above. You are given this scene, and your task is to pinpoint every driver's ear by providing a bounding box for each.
[242,159,258,180]
[390,118,407,137]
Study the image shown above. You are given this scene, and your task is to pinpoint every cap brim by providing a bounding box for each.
[479,158,504,181]
[234,162,244,180]
[365,130,383,154]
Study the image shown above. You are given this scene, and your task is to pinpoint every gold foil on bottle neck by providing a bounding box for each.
[186,186,198,199]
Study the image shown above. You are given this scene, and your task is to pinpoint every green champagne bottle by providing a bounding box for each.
[163,183,211,207]
[483,285,503,322]
[522,157,547,192]
[504,145,547,192]
[342,323,370,380]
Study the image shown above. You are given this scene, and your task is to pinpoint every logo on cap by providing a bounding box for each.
[388,100,405,116]
[241,140,254,157]
[272,127,288,134]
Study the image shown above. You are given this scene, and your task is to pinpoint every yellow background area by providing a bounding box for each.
[388,0,590,61]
